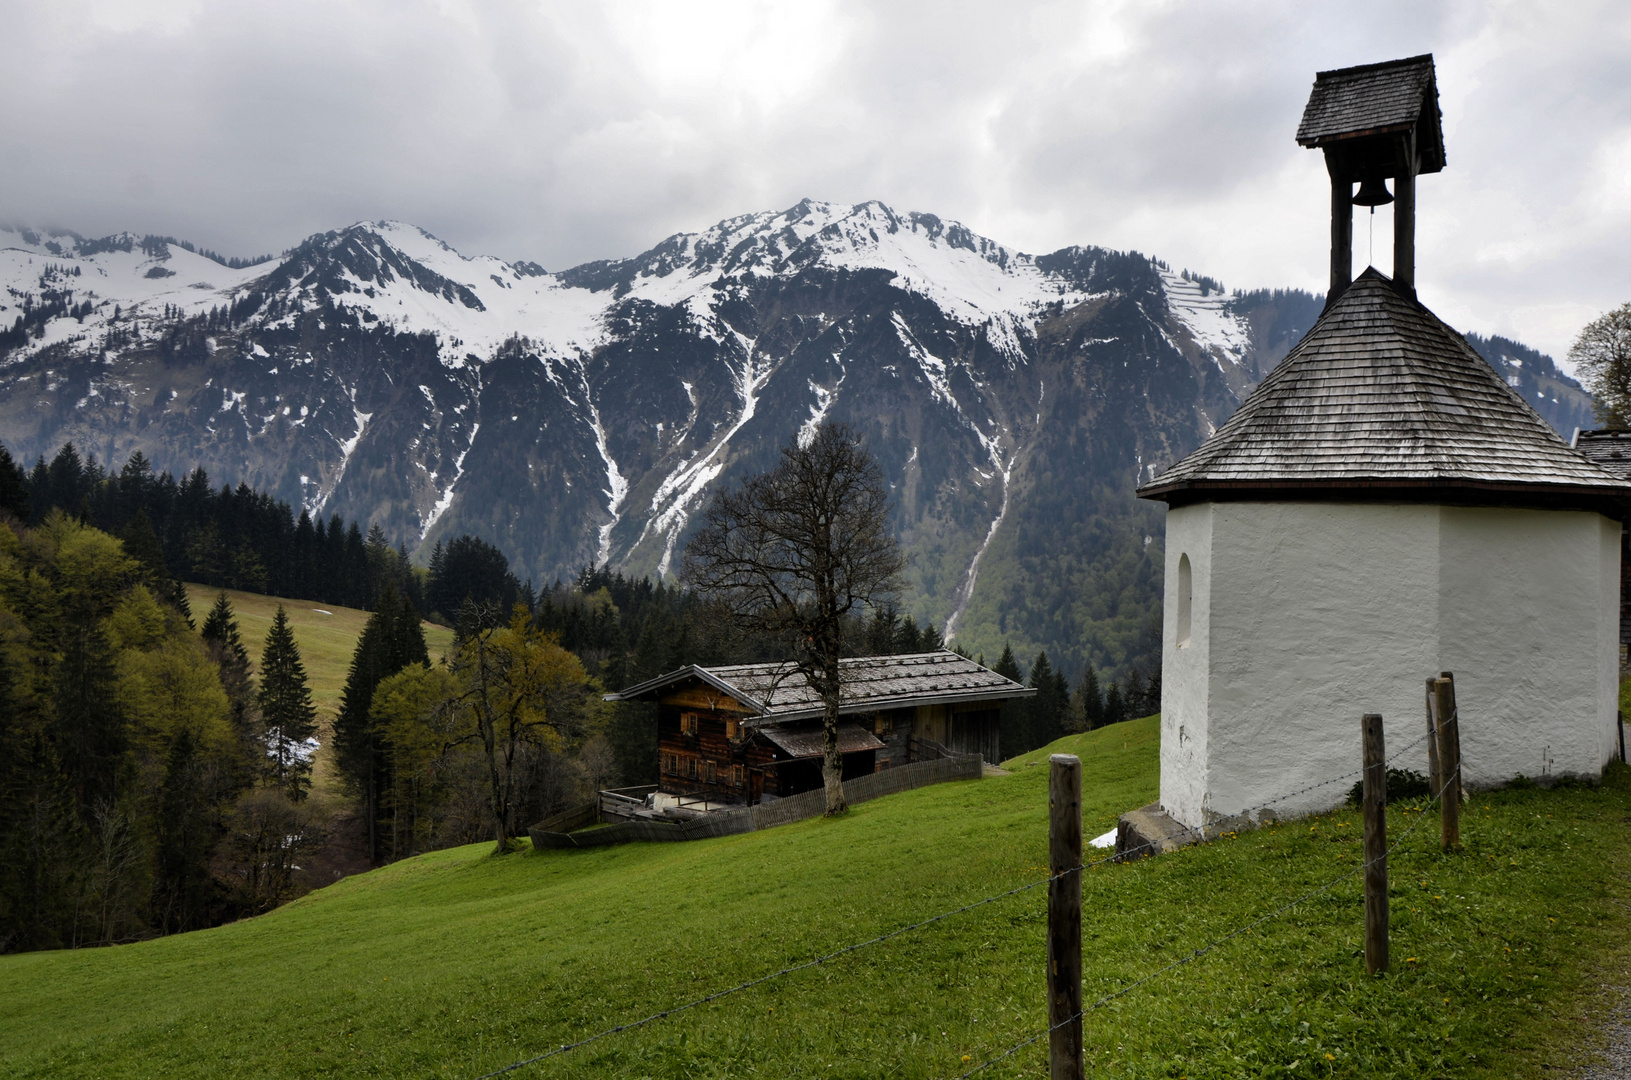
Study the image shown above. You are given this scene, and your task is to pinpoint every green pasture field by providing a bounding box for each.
[1,715,1626,1079]
[181,584,456,718]
[180,584,456,799]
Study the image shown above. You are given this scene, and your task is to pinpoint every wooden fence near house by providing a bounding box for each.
[529,741,983,850]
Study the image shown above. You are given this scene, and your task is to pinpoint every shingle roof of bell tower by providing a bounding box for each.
[1138,269,1628,508]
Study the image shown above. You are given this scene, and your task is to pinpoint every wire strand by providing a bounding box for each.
[949,759,1462,1080]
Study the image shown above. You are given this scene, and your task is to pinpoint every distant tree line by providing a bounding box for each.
[985,643,1160,760]
[9,441,422,614]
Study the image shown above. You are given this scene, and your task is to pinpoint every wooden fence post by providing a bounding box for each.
[1048,754,1083,1080]
[1362,713,1389,975]
[1441,672,1462,791]
[1433,677,1460,850]
[1425,678,1441,795]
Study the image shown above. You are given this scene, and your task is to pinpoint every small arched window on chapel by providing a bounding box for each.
[1176,554,1192,649]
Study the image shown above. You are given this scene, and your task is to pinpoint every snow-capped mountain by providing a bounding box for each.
[0,202,1592,673]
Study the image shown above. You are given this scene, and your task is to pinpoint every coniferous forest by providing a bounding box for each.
[0,438,1156,952]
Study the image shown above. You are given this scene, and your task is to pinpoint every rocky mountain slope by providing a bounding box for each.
[0,204,1595,677]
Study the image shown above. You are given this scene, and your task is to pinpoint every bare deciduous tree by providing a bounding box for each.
[1570,302,1631,428]
[683,423,905,815]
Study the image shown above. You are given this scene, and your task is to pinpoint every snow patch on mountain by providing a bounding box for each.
[1159,269,1251,370]
[421,421,480,539]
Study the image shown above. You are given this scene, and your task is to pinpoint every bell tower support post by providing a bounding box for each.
[1329,166,1353,302]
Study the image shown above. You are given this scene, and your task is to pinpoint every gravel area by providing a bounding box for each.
[1577,988,1631,1078]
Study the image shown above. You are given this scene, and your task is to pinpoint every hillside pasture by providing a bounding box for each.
[0,716,1626,1078]
[181,583,455,800]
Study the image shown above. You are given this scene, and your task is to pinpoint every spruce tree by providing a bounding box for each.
[201,593,256,766]
[118,507,168,584]
[168,581,195,629]
[992,643,1029,756]
[257,605,316,801]
[333,584,428,861]
[1027,651,1068,749]
[153,728,213,933]
[1077,665,1104,730]
[1103,680,1128,727]
[0,441,29,520]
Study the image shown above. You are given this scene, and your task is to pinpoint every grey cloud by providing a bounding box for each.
[0,0,1623,360]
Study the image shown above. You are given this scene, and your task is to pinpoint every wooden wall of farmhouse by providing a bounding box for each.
[652,685,1006,805]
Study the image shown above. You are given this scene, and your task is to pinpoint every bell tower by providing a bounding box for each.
[1296,55,1445,303]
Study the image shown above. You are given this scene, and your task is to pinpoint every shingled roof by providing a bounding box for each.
[1137,269,1630,510]
[1296,55,1445,174]
[605,650,1033,723]
[1573,430,1631,481]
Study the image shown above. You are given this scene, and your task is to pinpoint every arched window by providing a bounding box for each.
[1176,554,1192,649]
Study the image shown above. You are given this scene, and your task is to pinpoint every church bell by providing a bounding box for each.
[1351,177,1394,207]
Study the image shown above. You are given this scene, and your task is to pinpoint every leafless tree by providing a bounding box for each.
[683,422,905,815]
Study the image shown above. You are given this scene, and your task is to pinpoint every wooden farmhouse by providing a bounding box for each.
[1136,55,1631,832]
[604,650,1032,808]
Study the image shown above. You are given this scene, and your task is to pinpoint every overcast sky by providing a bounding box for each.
[2,0,1626,363]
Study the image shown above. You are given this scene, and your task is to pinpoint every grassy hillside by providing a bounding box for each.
[182,584,456,718]
[1,716,1627,1079]
[182,584,456,800]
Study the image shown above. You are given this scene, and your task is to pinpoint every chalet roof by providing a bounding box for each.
[1572,430,1631,481]
[604,649,1034,723]
[1137,269,1631,510]
[759,721,886,759]
[1296,55,1445,174]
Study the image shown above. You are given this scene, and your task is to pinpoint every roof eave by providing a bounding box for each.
[1135,476,1631,515]
[602,666,770,714]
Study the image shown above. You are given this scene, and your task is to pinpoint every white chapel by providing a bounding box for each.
[1135,55,1630,832]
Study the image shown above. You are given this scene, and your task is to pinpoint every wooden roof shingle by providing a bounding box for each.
[605,649,1033,723]
[1572,430,1631,481]
[1296,55,1445,174]
[1138,269,1631,510]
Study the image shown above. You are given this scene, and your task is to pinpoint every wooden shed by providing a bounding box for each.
[604,650,1033,807]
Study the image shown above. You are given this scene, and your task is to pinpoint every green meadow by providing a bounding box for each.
[180,583,456,800]
[1,715,1626,1079]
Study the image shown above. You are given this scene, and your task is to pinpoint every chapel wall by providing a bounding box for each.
[1178,501,1441,829]
[1437,507,1622,781]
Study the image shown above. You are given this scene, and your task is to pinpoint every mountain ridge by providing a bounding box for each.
[0,201,1596,679]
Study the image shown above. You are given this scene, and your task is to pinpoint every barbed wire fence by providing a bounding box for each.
[950,748,1465,1079]
[465,725,1453,1080]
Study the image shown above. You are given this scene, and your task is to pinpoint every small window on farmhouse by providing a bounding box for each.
[686,757,698,780]
[726,717,740,740]
[705,760,716,783]
[681,712,698,735]
[1176,554,1192,649]
[732,765,745,786]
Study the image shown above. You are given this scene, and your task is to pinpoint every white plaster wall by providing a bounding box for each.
[1195,502,1441,827]
[1157,500,1624,831]
[1160,504,1212,827]
[1600,517,1623,770]
[1438,507,1621,782]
